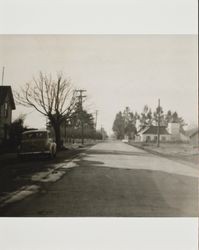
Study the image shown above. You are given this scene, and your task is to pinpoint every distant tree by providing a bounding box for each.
[100,127,108,140]
[172,112,179,123]
[112,107,137,139]
[69,103,95,129]
[166,111,186,131]
[65,105,100,141]
[139,105,153,127]
[164,110,172,125]
[9,114,27,148]
[123,107,137,139]
[112,111,125,139]
[153,105,164,125]
[15,72,77,150]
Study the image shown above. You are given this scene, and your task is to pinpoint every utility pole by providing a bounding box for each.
[101,125,103,140]
[101,125,105,140]
[94,110,98,141]
[1,66,5,85]
[157,98,160,147]
[95,110,98,130]
[75,89,87,144]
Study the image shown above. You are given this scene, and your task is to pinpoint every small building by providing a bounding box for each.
[167,122,180,140]
[185,128,198,147]
[167,122,189,142]
[136,125,170,142]
[0,86,16,143]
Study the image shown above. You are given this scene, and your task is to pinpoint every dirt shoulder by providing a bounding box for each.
[128,141,199,169]
[0,143,95,203]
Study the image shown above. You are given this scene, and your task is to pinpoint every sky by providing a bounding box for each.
[0,35,197,134]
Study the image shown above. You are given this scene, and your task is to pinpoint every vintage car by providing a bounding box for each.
[18,129,57,159]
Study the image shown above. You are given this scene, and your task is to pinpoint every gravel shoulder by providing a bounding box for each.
[128,141,199,170]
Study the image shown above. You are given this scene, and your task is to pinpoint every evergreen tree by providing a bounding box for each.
[153,105,164,125]
[112,111,125,139]
[113,107,138,139]
[139,105,153,128]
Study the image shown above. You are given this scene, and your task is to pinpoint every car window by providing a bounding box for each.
[23,132,47,140]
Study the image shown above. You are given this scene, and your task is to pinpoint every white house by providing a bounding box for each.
[135,125,170,142]
[135,122,190,143]
[168,122,189,142]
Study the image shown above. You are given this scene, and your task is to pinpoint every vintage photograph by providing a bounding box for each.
[0,35,198,217]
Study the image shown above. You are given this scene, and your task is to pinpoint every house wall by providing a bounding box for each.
[168,123,181,141]
[179,133,190,142]
[0,94,12,142]
[140,134,170,142]
[168,123,180,134]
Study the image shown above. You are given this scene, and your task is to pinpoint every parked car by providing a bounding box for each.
[18,129,57,159]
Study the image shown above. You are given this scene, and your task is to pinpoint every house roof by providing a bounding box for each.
[141,126,170,135]
[137,126,147,133]
[0,86,16,109]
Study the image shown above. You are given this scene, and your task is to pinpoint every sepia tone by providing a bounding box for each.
[0,35,198,217]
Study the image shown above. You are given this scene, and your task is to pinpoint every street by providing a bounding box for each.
[0,140,198,216]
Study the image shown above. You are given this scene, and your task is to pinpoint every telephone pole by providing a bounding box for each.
[1,66,5,85]
[157,98,160,147]
[75,89,87,144]
[95,110,98,130]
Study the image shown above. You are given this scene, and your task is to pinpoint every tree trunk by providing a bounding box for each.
[52,122,62,151]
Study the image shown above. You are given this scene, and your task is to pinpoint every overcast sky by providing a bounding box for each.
[0,35,197,134]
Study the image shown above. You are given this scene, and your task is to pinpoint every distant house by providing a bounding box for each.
[135,122,193,143]
[135,125,170,142]
[167,122,189,142]
[0,86,16,143]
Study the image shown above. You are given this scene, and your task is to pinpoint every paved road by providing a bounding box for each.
[0,140,198,216]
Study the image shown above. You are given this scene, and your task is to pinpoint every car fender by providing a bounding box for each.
[50,142,56,152]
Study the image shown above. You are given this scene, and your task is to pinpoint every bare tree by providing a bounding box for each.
[15,72,77,150]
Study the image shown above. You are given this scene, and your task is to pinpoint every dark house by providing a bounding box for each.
[0,86,16,143]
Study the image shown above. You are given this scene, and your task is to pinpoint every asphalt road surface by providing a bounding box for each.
[0,140,198,216]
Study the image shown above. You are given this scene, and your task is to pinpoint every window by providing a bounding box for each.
[146,136,151,142]
[4,102,8,117]
[161,136,166,141]
[22,131,47,140]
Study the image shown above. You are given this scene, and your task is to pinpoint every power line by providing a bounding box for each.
[95,110,98,130]
[1,66,5,85]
